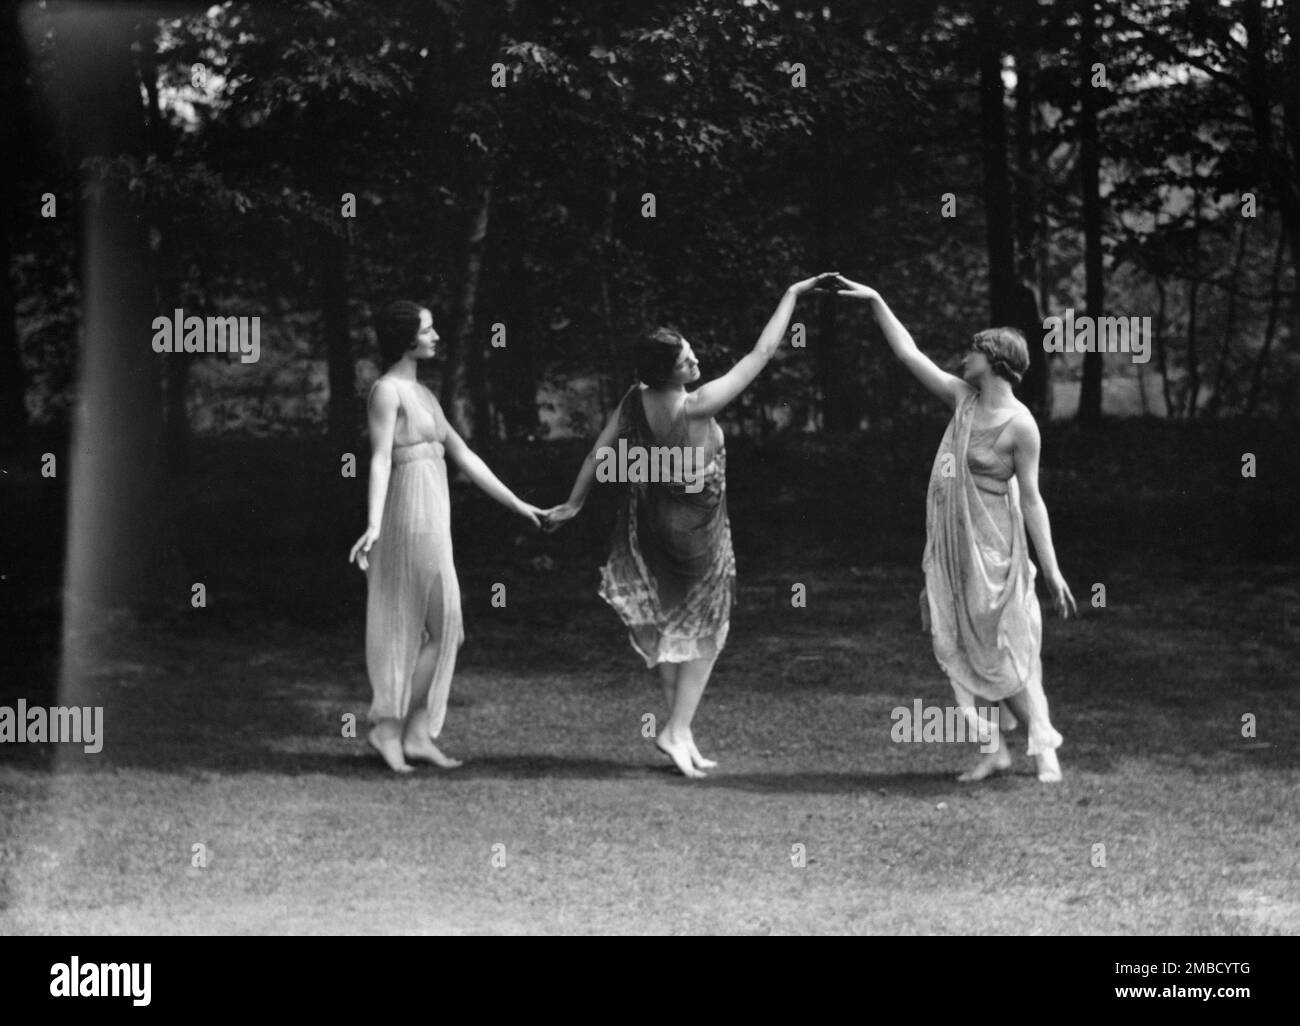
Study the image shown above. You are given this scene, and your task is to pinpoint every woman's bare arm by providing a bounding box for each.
[349,380,400,569]
[686,275,827,421]
[562,405,623,509]
[833,276,971,409]
[540,403,624,530]
[443,427,542,526]
[1010,414,1077,617]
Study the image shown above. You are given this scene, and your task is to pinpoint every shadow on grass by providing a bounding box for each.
[707,769,1007,797]
[436,753,648,780]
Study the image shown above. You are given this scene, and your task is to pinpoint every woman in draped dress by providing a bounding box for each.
[349,301,544,773]
[832,275,1077,783]
[543,275,831,778]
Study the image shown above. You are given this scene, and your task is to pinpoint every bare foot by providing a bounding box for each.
[688,739,718,770]
[1035,748,1062,783]
[402,732,464,769]
[956,746,1011,782]
[368,726,414,774]
[656,728,705,779]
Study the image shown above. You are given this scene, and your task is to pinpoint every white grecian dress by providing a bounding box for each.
[921,392,1062,755]
[365,380,465,738]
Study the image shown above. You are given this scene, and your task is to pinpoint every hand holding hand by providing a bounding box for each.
[831,274,879,301]
[515,500,546,529]
[788,271,840,297]
[539,501,581,533]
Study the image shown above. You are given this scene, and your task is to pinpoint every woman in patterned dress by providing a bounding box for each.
[349,301,544,773]
[543,276,831,778]
[832,275,1077,783]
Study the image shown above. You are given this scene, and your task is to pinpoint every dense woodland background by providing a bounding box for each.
[1,0,1298,612]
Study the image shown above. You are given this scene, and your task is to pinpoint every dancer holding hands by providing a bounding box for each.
[544,275,834,777]
[833,275,1076,782]
[350,301,544,773]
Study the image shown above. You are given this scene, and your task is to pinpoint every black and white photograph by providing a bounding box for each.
[1,0,1297,966]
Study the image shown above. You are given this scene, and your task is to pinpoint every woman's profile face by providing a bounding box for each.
[669,340,701,385]
[961,344,989,383]
[412,309,439,359]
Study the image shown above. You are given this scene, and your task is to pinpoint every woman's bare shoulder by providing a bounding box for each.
[1007,402,1040,441]
[368,375,401,406]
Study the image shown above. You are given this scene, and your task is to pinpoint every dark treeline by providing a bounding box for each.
[8,0,1300,444]
[3,0,1298,606]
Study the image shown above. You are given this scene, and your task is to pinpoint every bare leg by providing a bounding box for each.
[401,635,462,769]
[956,705,1011,782]
[1004,689,1061,782]
[368,717,413,774]
[657,662,678,714]
[656,655,716,778]
[654,661,717,771]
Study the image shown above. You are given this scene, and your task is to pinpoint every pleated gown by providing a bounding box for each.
[365,379,465,738]
[920,391,1062,755]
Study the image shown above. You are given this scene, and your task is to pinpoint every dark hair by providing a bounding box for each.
[633,327,685,388]
[971,327,1029,385]
[376,301,427,366]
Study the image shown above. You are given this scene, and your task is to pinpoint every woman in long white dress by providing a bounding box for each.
[833,275,1077,783]
[349,301,544,773]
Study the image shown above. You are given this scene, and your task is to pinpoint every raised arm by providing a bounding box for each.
[540,401,624,530]
[1009,414,1077,618]
[443,426,543,527]
[833,275,971,409]
[685,274,829,421]
[349,380,400,570]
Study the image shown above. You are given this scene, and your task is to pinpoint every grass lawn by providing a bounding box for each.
[2,424,1297,934]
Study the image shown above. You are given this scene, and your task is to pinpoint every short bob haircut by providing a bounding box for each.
[633,326,685,388]
[971,326,1030,385]
[376,300,427,367]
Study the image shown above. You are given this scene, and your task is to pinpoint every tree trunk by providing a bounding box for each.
[1245,225,1289,415]
[157,236,190,475]
[978,0,1017,327]
[1153,277,1171,417]
[466,252,494,446]
[1136,345,1150,416]
[441,166,495,439]
[1184,189,1202,418]
[1077,0,1105,426]
[1244,0,1300,289]
[1184,276,1201,418]
[1204,222,1249,417]
[140,33,191,474]
[597,164,619,417]
[1284,0,1300,260]
[501,244,538,438]
[1013,35,1050,416]
[321,227,354,449]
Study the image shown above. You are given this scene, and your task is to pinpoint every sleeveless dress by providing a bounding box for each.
[920,392,1062,755]
[598,385,736,667]
[365,379,465,738]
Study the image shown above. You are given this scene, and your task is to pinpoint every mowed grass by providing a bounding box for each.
[1,422,1298,934]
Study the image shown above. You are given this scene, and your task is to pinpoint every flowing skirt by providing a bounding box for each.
[921,401,1062,755]
[599,480,735,667]
[597,391,736,669]
[365,441,464,737]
